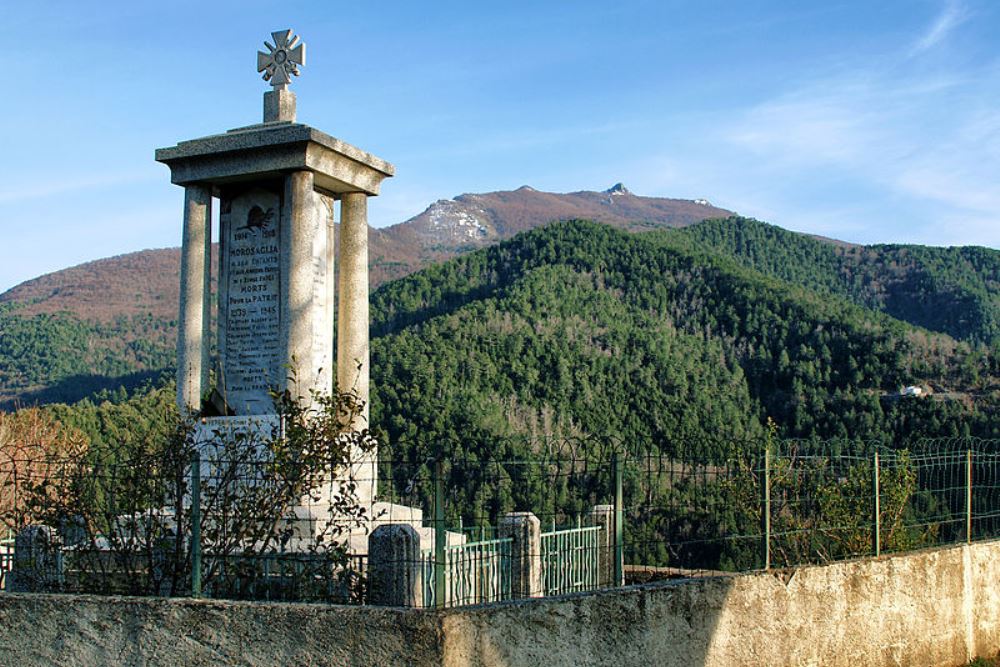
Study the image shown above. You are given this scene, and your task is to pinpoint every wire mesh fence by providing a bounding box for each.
[1,434,999,606]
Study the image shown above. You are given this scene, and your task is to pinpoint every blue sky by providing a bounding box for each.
[1,0,998,293]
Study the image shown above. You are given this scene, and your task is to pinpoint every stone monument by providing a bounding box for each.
[155,29,392,511]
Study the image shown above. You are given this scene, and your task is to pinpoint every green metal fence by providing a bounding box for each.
[0,529,12,591]
[540,523,602,596]
[201,551,367,603]
[5,436,1000,604]
[422,537,513,608]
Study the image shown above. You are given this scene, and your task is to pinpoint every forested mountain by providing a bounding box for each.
[0,185,730,323]
[8,220,997,577]
[0,186,729,405]
[678,218,1000,346]
[3,215,999,453]
[369,221,998,461]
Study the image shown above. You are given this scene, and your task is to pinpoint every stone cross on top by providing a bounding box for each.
[257,30,305,89]
[257,29,306,123]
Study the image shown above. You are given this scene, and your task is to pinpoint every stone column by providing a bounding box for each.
[368,524,423,607]
[280,170,316,398]
[499,511,542,599]
[588,504,614,587]
[339,192,375,503]
[337,192,370,421]
[176,184,212,412]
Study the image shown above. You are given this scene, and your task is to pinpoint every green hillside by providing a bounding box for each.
[370,220,998,461]
[0,302,174,407]
[676,217,1000,345]
[2,218,998,456]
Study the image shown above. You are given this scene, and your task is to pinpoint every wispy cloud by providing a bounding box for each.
[910,0,970,55]
[0,171,159,205]
[644,12,1000,248]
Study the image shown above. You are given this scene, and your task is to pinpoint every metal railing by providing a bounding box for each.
[422,537,512,608]
[5,436,1000,604]
[202,551,367,603]
[0,532,12,591]
[540,523,602,597]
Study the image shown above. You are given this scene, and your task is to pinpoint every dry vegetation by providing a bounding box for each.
[0,408,87,530]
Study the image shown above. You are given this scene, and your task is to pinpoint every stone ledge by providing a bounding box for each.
[155,123,394,177]
[3,540,999,666]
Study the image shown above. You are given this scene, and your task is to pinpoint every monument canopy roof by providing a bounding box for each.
[155,122,395,196]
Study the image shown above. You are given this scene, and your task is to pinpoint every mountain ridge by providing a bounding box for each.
[3,187,1000,414]
[0,185,734,323]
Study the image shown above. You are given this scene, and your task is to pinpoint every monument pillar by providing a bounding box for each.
[339,192,374,498]
[177,183,212,412]
[280,170,318,399]
[338,192,370,424]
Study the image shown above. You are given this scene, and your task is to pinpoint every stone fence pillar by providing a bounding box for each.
[9,525,63,593]
[499,511,542,599]
[368,524,423,607]
[588,504,614,587]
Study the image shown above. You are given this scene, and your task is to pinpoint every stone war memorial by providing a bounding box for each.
[156,28,387,424]
[6,27,613,612]
[155,29,421,553]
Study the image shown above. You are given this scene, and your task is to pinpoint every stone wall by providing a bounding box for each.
[2,541,999,666]
[442,541,1000,667]
[0,595,439,667]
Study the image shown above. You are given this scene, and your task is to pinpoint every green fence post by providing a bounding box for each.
[434,459,446,609]
[762,446,771,570]
[967,449,973,544]
[613,452,624,587]
[190,449,202,598]
[872,450,881,558]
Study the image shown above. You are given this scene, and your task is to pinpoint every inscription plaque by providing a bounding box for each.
[221,189,282,414]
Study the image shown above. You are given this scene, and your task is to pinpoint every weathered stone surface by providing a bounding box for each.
[587,504,614,587]
[263,89,296,123]
[159,58,393,536]
[176,184,212,412]
[0,594,438,667]
[155,123,394,195]
[213,181,336,415]
[441,541,1000,667]
[8,526,62,593]
[3,541,1000,666]
[257,30,305,91]
[498,511,542,599]
[191,416,282,454]
[368,523,423,607]
[337,192,370,419]
[339,192,375,505]
[219,188,282,413]
[279,170,334,403]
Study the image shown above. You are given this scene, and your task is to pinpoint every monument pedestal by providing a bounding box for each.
[191,416,440,557]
